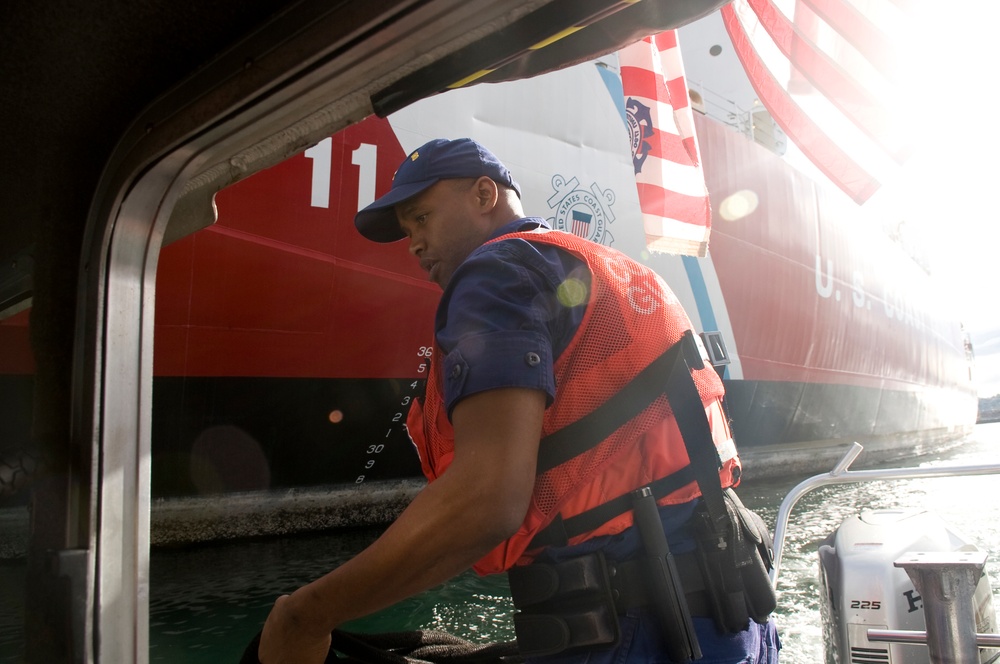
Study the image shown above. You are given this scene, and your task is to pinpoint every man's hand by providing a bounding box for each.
[256,387,546,662]
[258,593,332,664]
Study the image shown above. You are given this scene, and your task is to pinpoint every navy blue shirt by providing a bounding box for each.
[434,218,589,417]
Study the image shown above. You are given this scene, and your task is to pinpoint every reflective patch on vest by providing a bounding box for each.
[717,437,738,464]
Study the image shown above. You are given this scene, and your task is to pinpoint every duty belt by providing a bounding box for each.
[507,549,711,657]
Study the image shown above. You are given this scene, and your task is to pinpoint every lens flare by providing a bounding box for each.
[718,190,759,221]
[556,278,588,307]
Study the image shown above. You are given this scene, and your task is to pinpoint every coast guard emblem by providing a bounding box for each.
[625,97,654,174]
[547,175,616,246]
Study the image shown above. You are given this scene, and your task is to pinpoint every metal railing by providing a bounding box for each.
[769,442,1000,664]
[687,83,786,155]
[770,442,1000,583]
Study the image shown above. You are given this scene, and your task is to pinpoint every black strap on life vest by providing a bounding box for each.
[535,335,687,474]
[529,330,729,549]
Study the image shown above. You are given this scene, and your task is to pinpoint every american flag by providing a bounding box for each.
[721,0,912,204]
[571,210,592,238]
[619,31,711,257]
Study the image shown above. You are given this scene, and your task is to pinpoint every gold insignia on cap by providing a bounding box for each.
[410,151,420,161]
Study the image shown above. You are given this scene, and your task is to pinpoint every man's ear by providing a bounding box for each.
[474,176,499,211]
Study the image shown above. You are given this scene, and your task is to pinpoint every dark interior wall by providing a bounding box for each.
[0,0,297,308]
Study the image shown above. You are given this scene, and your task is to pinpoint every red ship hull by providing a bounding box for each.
[0,61,977,502]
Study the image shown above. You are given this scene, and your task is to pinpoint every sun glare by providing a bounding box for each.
[879,2,1000,395]
[883,3,1000,328]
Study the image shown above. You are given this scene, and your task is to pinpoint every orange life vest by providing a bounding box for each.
[406,228,741,574]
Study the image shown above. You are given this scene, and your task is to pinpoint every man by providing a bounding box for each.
[258,138,779,663]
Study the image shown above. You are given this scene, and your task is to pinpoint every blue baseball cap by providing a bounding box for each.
[354,137,521,243]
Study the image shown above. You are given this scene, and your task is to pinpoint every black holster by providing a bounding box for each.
[692,488,777,633]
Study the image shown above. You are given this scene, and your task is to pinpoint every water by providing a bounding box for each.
[2,424,999,662]
[146,531,518,663]
[147,423,1000,662]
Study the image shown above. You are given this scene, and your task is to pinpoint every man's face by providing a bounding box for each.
[395,179,490,290]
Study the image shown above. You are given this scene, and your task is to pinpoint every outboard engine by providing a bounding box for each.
[819,509,998,663]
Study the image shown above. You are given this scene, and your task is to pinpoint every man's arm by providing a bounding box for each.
[258,387,546,664]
